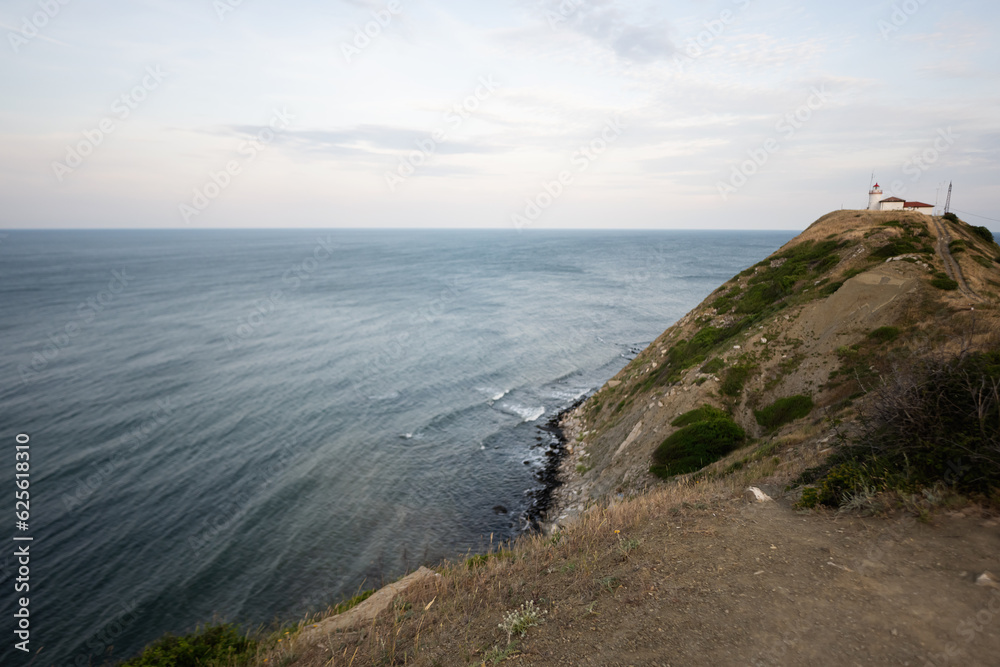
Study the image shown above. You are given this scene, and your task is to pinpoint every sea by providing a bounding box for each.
[0,229,794,665]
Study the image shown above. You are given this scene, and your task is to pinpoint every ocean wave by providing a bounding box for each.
[500,403,545,422]
[477,386,510,401]
[544,388,590,402]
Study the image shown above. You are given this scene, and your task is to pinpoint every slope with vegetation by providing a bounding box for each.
[117,210,1000,667]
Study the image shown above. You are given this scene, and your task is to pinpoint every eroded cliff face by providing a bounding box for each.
[549,210,1000,524]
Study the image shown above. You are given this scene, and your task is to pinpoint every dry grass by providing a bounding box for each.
[257,425,837,667]
[251,209,1000,666]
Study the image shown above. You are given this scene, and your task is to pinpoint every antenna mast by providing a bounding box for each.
[944,182,953,215]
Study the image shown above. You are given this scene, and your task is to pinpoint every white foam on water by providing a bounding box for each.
[501,403,545,422]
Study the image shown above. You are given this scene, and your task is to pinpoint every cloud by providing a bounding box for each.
[534,0,677,62]
[218,124,506,159]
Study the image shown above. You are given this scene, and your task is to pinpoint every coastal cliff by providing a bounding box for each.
[127,210,1000,666]
[549,208,1000,525]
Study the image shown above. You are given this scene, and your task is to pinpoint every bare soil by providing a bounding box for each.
[283,494,1000,666]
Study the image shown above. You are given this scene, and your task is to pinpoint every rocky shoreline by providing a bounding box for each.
[538,398,595,533]
[520,397,588,532]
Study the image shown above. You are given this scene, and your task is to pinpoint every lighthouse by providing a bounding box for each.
[868,183,883,210]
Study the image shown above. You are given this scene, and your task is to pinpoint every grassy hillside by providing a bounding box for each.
[554,209,1000,520]
[118,210,1000,667]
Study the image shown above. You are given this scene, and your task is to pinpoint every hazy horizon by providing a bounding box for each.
[2,0,998,230]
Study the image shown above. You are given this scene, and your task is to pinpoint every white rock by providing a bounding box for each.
[745,487,773,503]
[976,572,999,589]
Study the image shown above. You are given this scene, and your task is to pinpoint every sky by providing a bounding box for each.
[0,0,998,230]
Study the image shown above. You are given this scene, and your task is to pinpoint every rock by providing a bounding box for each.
[613,421,643,460]
[303,566,438,637]
[745,487,773,503]
[976,572,1000,589]
[607,380,621,388]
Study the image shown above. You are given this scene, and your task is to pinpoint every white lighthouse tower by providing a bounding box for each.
[868,183,883,210]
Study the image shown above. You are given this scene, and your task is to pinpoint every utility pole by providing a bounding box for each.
[944,182,953,215]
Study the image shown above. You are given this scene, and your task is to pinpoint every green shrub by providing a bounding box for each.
[797,487,820,508]
[720,364,753,397]
[671,404,728,427]
[931,276,959,291]
[699,357,725,375]
[868,326,900,343]
[711,286,741,314]
[466,554,489,570]
[650,418,746,478]
[332,588,375,614]
[754,395,814,432]
[871,239,917,259]
[119,624,256,667]
[949,239,966,254]
[821,281,844,295]
[666,326,726,371]
[943,212,959,223]
[734,240,844,316]
[799,351,1000,507]
[973,255,994,268]
[971,225,994,244]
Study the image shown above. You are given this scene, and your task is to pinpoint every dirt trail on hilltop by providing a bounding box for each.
[503,502,1000,666]
[932,216,983,302]
[291,498,1000,667]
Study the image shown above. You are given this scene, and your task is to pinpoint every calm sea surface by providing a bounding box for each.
[0,229,793,664]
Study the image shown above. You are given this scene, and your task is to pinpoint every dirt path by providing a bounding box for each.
[298,498,1000,667]
[931,216,983,302]
[503,500,1000,667]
